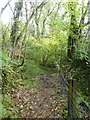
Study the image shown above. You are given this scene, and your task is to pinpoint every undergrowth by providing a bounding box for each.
[19,60,53,88]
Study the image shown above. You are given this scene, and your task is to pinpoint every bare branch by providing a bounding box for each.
[0,0,12,16]
[8,2,14,15]
[16,2,47,43]
[78,3,88,39]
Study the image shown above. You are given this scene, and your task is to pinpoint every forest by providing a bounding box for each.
[0,0,90,119]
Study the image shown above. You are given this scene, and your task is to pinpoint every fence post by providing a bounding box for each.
[68,78,77,119]
[72,79,77,118]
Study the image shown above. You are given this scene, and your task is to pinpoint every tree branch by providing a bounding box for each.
[0,0,12,16]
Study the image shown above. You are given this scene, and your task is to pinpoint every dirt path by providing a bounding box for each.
[12,73,67,118]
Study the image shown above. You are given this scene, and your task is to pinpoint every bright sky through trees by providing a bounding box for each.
[0,0,88,24]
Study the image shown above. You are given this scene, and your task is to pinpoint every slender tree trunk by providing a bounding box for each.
[9,0,23,59]
[67,2,77,118]
[88,0,90,119]
[68,13,77,59]
[88,0,90,59]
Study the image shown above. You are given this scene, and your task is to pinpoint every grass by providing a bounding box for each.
[19,60,52,89]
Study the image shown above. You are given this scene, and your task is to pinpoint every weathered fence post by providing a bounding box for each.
[68,78,77,119]
[68,79,73,119]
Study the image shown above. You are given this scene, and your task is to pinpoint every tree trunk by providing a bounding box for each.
[88,0,90,119]
[9,0,23,59]
[67,2,77,118]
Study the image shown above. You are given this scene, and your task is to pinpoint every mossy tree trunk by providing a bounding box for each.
[9,0,23,59]
[67,2,77,118]
[88,0,90,118]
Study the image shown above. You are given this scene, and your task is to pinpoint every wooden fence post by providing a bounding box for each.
[68,79,73,119]
[68,78,77,119]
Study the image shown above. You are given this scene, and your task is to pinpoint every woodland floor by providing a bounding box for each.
[12,73,68,118]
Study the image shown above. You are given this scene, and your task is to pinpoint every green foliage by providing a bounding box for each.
[25,29,68,68]
[0,51,10,67]
[76,92,90,118]
[62,109,68,119]
[2,93,19,118]
[0,50,20,118]
[74,40,89,61]
[19,59,51,88]
[21,60,48,77]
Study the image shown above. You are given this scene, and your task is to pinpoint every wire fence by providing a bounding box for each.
[59,70,90,120]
